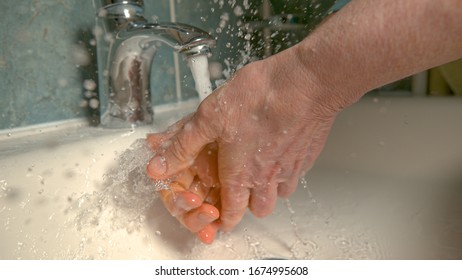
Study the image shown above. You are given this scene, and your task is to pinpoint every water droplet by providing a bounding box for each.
[71,44,91,66]
[89,98,99,109]
[334,238,351,249]
[83,79,97,91]
[233,6,243,16]
[97,8,108,18]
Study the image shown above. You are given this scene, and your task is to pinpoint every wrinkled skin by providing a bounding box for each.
[147,56,337,243]
[146,0,462,244]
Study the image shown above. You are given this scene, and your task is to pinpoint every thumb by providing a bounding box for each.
[147,110,218,179]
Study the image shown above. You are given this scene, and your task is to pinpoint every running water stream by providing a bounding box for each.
[188,54,214,102]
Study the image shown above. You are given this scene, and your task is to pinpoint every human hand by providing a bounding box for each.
[150,0,462,243]
[147,49,339,235]
[146,130,221,244]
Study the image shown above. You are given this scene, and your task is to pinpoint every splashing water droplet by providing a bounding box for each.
[83,79,97,91]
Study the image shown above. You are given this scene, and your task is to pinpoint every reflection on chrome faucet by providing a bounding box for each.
[94,0,216,128]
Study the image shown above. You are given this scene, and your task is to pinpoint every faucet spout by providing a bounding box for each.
[119,21,216,57]
[94,0,215,128]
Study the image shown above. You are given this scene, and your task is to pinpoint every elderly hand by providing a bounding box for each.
[146,50,339,238]
[145,0,462,244]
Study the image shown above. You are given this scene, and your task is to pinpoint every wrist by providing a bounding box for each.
[292,36,364,114]
[263,40,358,121]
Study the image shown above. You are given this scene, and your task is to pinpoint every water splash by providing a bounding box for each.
[71,138,169,233]
[285,198,319,259]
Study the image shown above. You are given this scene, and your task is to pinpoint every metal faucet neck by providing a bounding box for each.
[94,0,216,128]
[96,0,146,25]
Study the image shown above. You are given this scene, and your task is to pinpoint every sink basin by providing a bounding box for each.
[1,97,462,259]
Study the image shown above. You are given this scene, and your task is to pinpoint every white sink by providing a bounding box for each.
[1,97,462,259]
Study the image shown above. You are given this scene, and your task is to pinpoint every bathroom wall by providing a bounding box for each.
[1,0,428,130]
[0,0,94,129]
[0,0,174,130]
[0,0,346,130]
[0,0,260,130]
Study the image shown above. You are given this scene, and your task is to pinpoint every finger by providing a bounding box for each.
[277,176,299,198]
[164,113,194,133]
[219,184,250,232]
[249,182,278,218]
[156,170,202,216]
[181,203,220,233]
[146,133,170,151]
[191,143,219,188]
[204,184,221,206]
[146,114,193,150]
[278,158,304,198]
[147,105,220,179]
[248,162,283,217]
[197,221,220,244]
[186,177,213,204]
[158,187,203,217]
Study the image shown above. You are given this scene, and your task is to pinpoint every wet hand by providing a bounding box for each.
[147,52,338,234]
[146,132,221,244]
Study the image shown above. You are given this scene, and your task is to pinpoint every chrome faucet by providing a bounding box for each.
[94,0,216,128]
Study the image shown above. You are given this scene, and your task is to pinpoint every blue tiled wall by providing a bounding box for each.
[0,1,93,129]
[0,0,174,129]
[0,0,344,129]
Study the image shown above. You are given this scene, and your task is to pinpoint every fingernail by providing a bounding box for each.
[198,211,219,223]
[197,223,219,244]
[175,195,199,212]
[198,228,215,245]
[148,156,167,176]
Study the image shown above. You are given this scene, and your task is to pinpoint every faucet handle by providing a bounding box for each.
[97,0,144,7]
[96,0,145,21]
